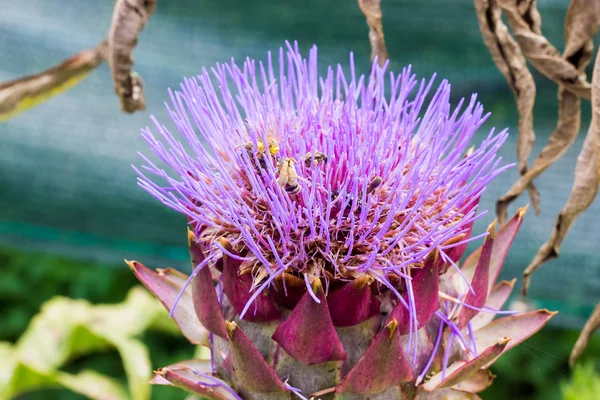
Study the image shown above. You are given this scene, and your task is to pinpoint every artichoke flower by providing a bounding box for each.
[128,43,555,399]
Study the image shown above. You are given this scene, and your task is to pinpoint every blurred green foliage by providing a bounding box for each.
[0,247,194,400]
[0,247,137,342]
[1,287,167,399]
[561,362,600,400]
[1,245,599,400]
[481,328,600,400]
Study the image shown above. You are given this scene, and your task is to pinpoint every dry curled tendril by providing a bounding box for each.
[474,0,600,365]
[358,0,389,67]
[0,0,156,120]
[569,303,600,367]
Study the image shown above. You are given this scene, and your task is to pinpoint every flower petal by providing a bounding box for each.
[422,337,509,391]
[152,359,240,400]
[459,222,495,329]
[336,319,413,395]
[487,207,527,289]
[328,276,380,327]
[451,369,495,393]
[414,387,482,399]
[192,266,228,339]
[336,316,380,376]
[388,253,440,334]
[221,243,281,322]
[234,318,279,363]
[225,321,289,394]
[268,272,306,310]
[470,279,516,331]
[189,230,228,339]
[462,207,527,293]
[127,260,208,345]
[403,322,442,379]
[271,279,346,365]
[473,309,556,363]
[444,198,481,268]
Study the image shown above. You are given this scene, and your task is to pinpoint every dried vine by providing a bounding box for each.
[0,0,156,121]
[108,0,157,113]
[358,0,389,66]
[0,41,107,122]
[570,303,600,367]
[474,0,600,365]
[474,0,540,217]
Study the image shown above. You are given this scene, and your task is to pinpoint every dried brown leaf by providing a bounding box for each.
[569,302,600,367]
[357,0,389,66]
[0,41,107,122]
[515,0,541,34]
[564,0,600,61]
[0,0,158,120]
[474,0,539,218]
[496,0,592,99]
[108,0,157,113]
[522,44,600,295]
[496,0,598,222]
[496,88,581,222]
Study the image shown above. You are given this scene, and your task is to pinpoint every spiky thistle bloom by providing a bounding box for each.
[129,43,555,400]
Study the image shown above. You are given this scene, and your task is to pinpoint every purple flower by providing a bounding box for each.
[131,42,555,399]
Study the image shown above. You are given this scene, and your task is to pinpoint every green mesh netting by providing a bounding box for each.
[1,0,598,326]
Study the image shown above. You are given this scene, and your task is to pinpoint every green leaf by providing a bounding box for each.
[561,362,600,400]
[55,370,128,400]
[0,286,182,399]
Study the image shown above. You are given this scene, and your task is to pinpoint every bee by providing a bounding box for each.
[332,176,383,217]
[301,151,328,168]
[276,158,301,194]
[260,138,281,156]
[239,141,255,152]
[238,137,280,170]
[366,176,383,195]
[239,138,279,156]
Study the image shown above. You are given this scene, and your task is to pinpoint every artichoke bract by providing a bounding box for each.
[128,43,555,400]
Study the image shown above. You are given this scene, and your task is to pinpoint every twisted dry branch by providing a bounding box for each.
[475,0,600,364]
[473,0,539,218]
[497,0,593,99]
[495,0,598,223]
[0,0,156,121]
[569,303,600,367]
[521,36,600,294]
[108,0,157,113]
[357,0,389,66]
[0,41,107,122]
